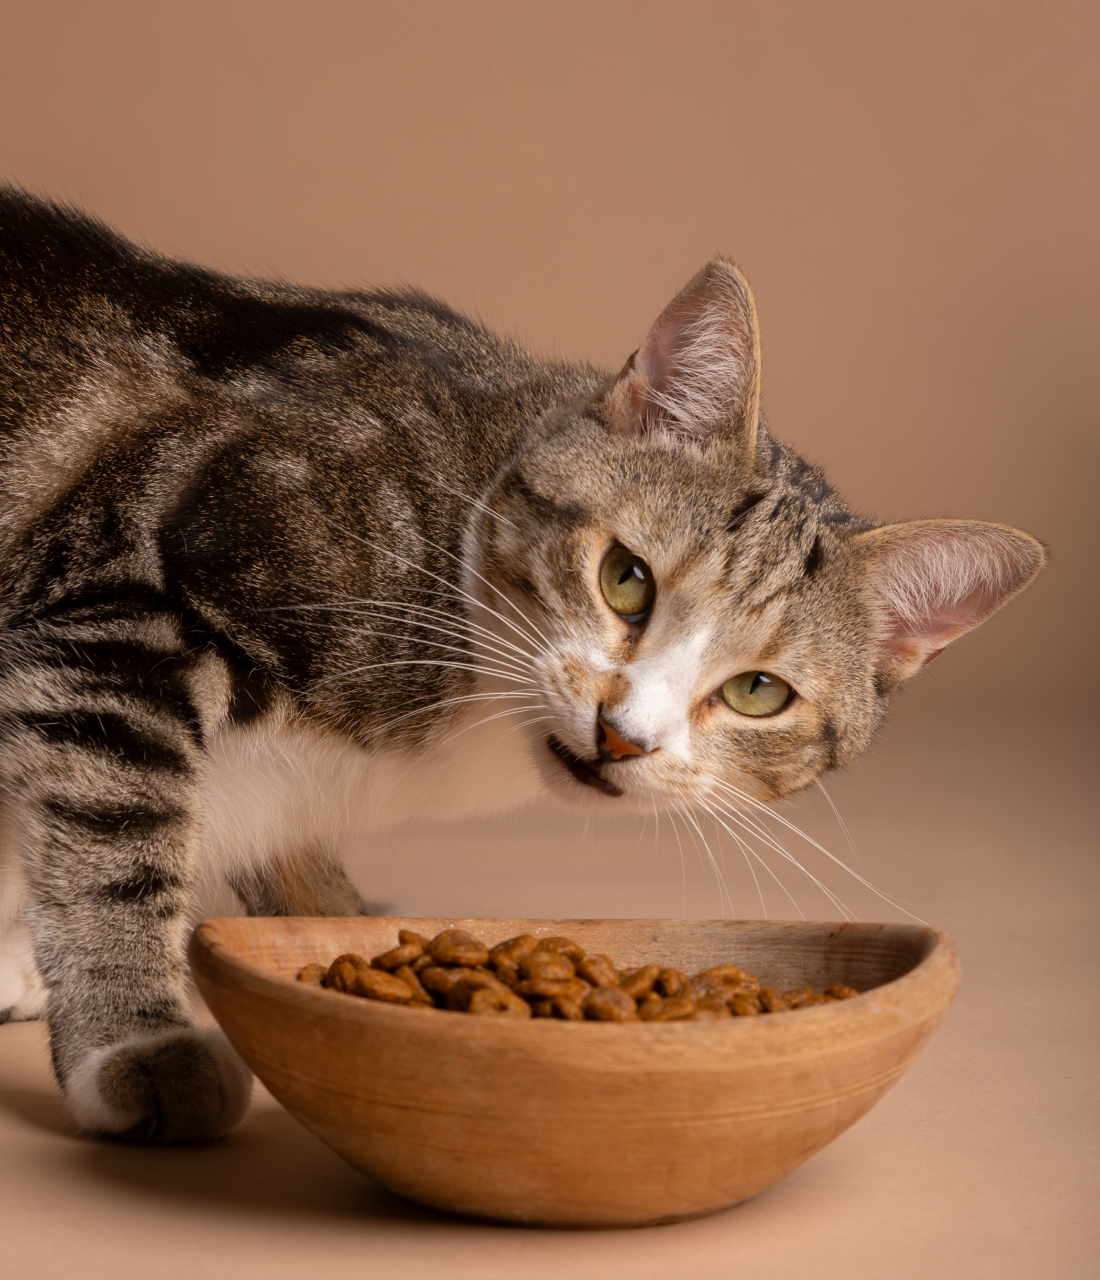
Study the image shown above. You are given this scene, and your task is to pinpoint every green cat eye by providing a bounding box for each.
[721,671,793,717]
[600,546,655,621]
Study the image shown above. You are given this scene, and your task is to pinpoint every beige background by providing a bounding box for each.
[0,2,1097,1277]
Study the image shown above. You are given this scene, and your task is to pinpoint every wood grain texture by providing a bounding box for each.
[189,917,960,1227]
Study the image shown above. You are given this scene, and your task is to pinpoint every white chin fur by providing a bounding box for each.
[65,1027,253,1137]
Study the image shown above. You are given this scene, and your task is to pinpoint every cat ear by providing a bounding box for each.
[609,258,761,452]
[855,519,1045,685]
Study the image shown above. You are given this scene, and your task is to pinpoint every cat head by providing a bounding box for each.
[470,260,1044,811]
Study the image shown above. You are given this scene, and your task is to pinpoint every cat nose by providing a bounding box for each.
[597,717,649,761]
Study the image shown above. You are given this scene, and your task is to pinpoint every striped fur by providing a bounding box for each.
[0,190,1044,1141]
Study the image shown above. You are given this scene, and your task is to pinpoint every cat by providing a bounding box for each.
[0,188,1043,1142]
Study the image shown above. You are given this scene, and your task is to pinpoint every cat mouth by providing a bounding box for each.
[546,736,623,797]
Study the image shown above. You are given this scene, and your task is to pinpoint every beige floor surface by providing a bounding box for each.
[2,683,1097,1279]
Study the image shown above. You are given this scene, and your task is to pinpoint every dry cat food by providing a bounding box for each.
[296,929,860,1021]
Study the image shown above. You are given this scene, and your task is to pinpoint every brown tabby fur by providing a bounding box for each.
[0,188,1043,1142]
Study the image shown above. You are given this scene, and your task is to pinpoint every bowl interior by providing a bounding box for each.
[198,915,938,996]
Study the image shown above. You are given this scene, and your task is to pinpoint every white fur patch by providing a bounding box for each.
[65,1027,252,1137]
[201,700,546,885]
[614,627,712,759]
[0,917,47,1021]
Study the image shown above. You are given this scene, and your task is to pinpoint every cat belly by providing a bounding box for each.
[200,705,547,881]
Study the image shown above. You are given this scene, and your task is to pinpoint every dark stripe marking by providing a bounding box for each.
[17,711,190,773]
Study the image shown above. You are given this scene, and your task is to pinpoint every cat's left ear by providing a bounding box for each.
[609,258,761,455]
[855,519,1046,686]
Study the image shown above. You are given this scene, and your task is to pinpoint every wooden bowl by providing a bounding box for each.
[189,917,959,1228]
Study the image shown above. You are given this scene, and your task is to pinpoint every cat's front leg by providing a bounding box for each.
[229,844,390,917]
[2,627,252,1141]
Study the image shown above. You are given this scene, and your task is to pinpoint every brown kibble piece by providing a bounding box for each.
[427,929,491,968]
[518,950,575,982]
[324,953,371,992]
[533,993,585,1020]
[759,988,790,1012]
[419,964,477,995]
[729,991,762,1016]
[619,964,661,999]
[533,936,587,962]
[689,1005,733,1021]
[411,954,434,973]
[515,976,590,1002]
[393,964,432,1003]
[698,965,745,985]
[783,987,815,1006]
[682,973,738,1005]
[347,966,415,1004]
[825,985,860,1000]
[638,996,698,1022]
[575,953,620,987]
[468,987,532,1018]
[371,940,424,971]
[445,969,511,1011]
[297,963,327,986]
[398,929,428,947]
[584,987,641,1021]
[656,967,687,997]
[488,934,540,967]
[789,992,832,1008]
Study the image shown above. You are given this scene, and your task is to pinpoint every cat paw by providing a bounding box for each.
[64,1027,253,1142]
[0,919,47,1023]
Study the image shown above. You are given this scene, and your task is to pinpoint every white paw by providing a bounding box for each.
[65,1027,253,1142]
[0,918,47,1022]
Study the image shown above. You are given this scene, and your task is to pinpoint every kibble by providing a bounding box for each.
[296,930,863,1021]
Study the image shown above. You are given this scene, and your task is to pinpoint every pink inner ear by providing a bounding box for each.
[879,587,998,670]
[608,260,759,444]
[865,520,1044,682]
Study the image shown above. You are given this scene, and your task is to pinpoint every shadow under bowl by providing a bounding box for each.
[189,916,959,1228]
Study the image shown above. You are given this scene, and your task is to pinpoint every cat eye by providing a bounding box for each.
[599,546,656,621]
[721,671,793,717]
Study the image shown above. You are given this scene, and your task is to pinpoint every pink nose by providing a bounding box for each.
[598,718,647,761]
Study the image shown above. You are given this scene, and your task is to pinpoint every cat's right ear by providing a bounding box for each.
[608,259,761,456]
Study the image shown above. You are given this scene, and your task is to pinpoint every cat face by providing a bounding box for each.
[469,261,1043,813]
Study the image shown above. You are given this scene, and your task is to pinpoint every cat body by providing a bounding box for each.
[0,189,1043,1140]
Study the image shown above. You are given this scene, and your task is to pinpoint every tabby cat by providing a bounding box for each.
[0,189,1042,1141]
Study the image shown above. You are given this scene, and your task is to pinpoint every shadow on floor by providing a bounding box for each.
[74,1099,459,1228]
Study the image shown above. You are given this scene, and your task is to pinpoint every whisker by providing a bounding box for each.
[814,779,862,869]
[416,531,557,656]
[708,778,924,922]
[406,468,520,530]
[358,689,543,741]
[311,658,535,689]
[695,797,800,920]
[438,703,551,747]
[676,802,734,918]
[265,598,541,673]
[322,520,553,658]
[667,806,689,918]
[287,619,535,682]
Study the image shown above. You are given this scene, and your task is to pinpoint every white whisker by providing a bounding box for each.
[708,778,924,922]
